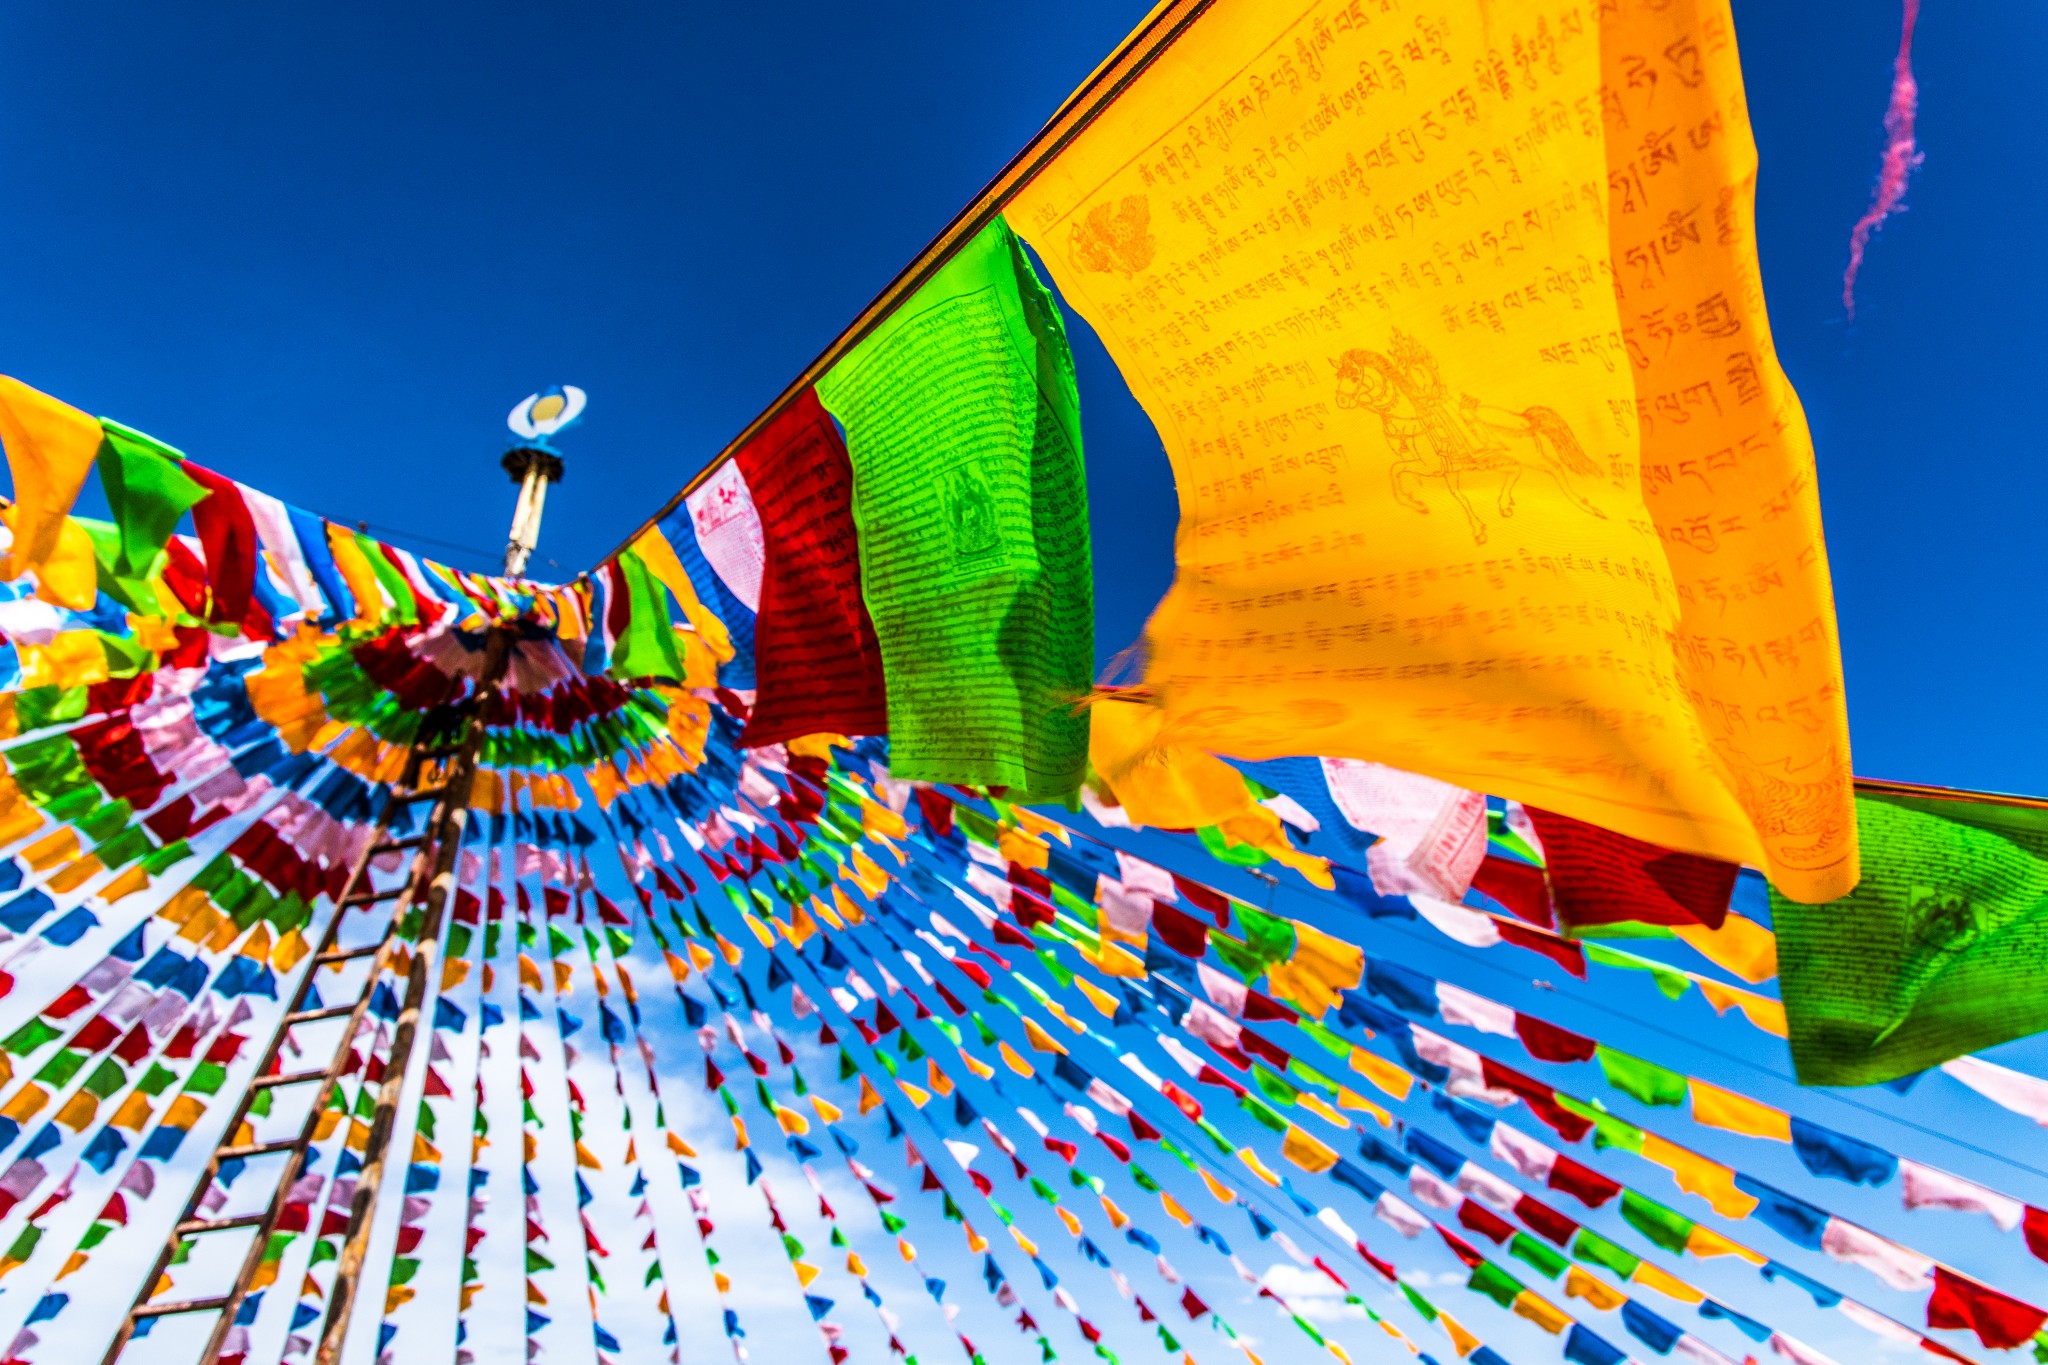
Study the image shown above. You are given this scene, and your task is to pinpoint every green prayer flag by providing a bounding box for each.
[816,216,1092,801]
[1583,943,1692,999]
[76,516,166,615]
[1197,823,1272,868]
[1238,1094,1289,1134]
[1594,1045,1688,1107]
[1251,1065,1299,1106]
[354,533,418,624]
[1618,1190,1695,1254]
[1777,791,2048,1085]
[1570,1227,1641,1278]
[82,1058,127,1100]
[1555,1094,1644,1153]
[3,1019,62,1056]
[96,419,206,580]
[1507,1232,1569,1280]
[1236,906,1298,968]
[1466,1259,1523,1309]
[1210,934,1266,984]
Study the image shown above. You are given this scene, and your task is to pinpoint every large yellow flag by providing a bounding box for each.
[0,375,104,609]
[1011,0,1855,899]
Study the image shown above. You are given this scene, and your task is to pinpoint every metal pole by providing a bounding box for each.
[505,463,543,576]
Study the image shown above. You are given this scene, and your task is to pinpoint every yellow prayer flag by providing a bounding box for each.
[1236,1146,1281,1186]
[0,377,103,606]
[1687,1078,1791,1141]
[109,1093,153,1131]
[1073,976,1122,1017]
[22,827,79,872]
[1280,1124,1338,1173]
[1695,977,1789,1036]
[1641,1134,1757,1218]
[54,1091,98,1131]
[20,630,109,690]
[1511,1292,1572,1336]
[997,826,1049,870]
[1022,1017,1068,1055]
[1349,1048,1414,1102]
[1629,1261,1706,1305]
[1335,1087,1392,1129]
[1009,0,1856,901]
[630,527,735,662]
[1295,1091,1350,1131]
[325,524,386,628]
[1562,1266,1628,1313]
[1676,914,1779,983]
[47,852,105,895]
[1266,918,1363,1017]
[2,1085,51,1124]
[1685,1223,1765,1264]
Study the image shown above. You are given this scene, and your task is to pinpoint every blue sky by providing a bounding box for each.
[5,1,2048,798]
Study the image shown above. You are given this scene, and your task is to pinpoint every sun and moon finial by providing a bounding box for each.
[501,385,584,576]
[507,384,587,447]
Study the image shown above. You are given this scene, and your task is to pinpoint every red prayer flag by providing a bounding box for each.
[181,460,261,628]
[1172,874,1231,927]
[1515,1014,1598,1065]
[1470,853,1555,928]
[1513,1194,1579,1247]
[736,389,889,747]
[1546,1155,1622,1210]
[1925,1266,2047,1350]
[1149,903,1209,958]
[1456,1199,1516,1245]
[1526,807,1737,931]
[1497,920,1588,978]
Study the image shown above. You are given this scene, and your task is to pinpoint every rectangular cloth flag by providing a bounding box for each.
[816,217,1093,801]
[1007,0,1856,900]
[731,388,888,748]
[1776,788,2048,1086]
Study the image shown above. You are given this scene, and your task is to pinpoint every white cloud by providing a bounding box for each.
[1263,1264,1366,1323]
[1397,1269,1465,1290]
